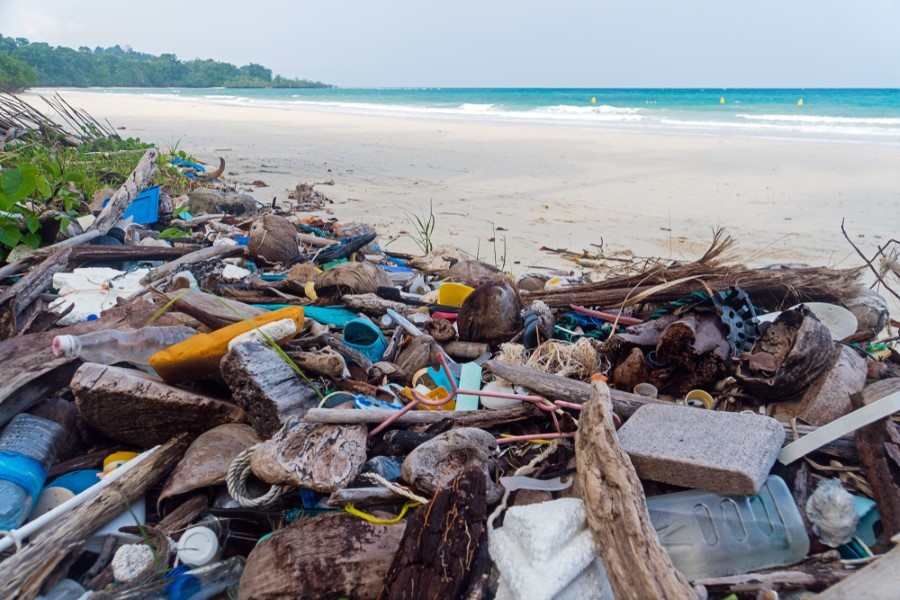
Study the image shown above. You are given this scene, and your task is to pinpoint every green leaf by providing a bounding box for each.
[25,213,40,233]
[0,225,22,248]
[0,166,38,209]
[158,227,188,239]
[63,172,84,184]
[58,216,70,230]
[22,232,41,249]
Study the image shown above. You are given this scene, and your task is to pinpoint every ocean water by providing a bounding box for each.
[73,87,900,144]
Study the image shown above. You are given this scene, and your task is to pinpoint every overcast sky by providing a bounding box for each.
[2,0,899,87]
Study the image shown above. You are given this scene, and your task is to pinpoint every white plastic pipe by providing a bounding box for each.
[0,445,161,553]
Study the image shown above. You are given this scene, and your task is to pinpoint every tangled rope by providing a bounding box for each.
[226,422,295,508]
[487,438,568,530]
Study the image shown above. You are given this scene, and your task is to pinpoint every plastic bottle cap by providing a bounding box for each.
[176,526,220,566]
[28,487,75,521]
[103,451,140,474]
[51,335,76,357]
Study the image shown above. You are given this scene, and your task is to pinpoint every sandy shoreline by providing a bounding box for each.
[36,91,900,279]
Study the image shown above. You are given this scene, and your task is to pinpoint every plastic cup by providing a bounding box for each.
[684,389,714,409]
[633,383,658,398]
[437,282,474,307]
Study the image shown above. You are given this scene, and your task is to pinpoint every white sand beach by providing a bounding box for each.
[43,91,900,276]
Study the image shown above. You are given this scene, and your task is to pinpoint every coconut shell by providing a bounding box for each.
[457,280,524,345]
[401,427,501,503]
[159,424,260,503]
[250,423,368,493]
[238,513,405,600]
[313,261,392,299]
[248,214,300,265]
[446,260,501,287]
[736,307,834,401]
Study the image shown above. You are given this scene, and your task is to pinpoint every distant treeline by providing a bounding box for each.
[0,34,330,91]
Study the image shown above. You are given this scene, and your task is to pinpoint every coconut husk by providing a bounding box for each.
[313,261,392,299]
[395,335,441,378]
[159,424,260,503]
[422,318,456,342]
[238,513,405,600]
[248,214,300,265]
[400,427,501,503]
[736,307,835,402]
[250,423,368,493]
[446,260,501,286]
[407,246,471,276]
[457,279,524,345]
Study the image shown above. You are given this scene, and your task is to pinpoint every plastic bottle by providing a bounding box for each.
[108,556,245,600]
[150,306,304,383]
[646,475,810,579]
[0,414,65,530]
[52,326,198,366]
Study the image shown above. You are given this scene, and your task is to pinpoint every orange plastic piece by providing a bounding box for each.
[150,306,304,383]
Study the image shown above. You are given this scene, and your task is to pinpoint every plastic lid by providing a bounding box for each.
[176,526,220,566]
[103,451,140,474]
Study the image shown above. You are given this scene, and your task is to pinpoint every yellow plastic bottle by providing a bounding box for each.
[150,306,304,383]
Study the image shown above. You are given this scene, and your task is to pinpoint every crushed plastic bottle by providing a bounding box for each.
[0,414,65,530]
[647,475,810,579]
[52,326,197,366]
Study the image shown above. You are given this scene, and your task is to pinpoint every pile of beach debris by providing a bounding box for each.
[0,146,898,600]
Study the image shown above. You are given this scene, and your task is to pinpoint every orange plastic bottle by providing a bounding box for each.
[150,306,304,383]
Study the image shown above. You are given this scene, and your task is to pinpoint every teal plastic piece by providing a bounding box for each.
[252,304,357,328]
[853,495,880,547]
[342,318,387,362]
[454,362,482,411]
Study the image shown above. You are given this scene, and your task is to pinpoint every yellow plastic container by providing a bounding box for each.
[150,306,304,383]
[438,282,475,307]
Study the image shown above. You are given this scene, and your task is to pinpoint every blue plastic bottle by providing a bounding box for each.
[0,414,65,530]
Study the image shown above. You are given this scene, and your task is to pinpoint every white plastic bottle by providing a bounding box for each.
[52,326,197,366]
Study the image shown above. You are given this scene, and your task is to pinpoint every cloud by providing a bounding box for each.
[6,6,83,44]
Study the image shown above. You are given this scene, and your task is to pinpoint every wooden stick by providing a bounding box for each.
[576,381,698,599]
[816,540,900,599]
[851,379,900,539]
[302,405,540,428]
[68,245,195,263]
[89,148,159,234]
[0,435,189,598]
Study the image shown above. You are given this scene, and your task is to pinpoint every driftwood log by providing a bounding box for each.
[68,245,193,264]
[220,342,321,438]
[342,293,410,316]
[0,245,71,339]
[0,435,189,600]
[484,359,858,460]
[379,466,488,600]
[576,381,698,599]
[238,513,406,600]
[0,300,181,426]
[694,551,848,594]
[851,378,900,539]
[89,148,158,234]
[72,363,246,446]
[163,289,264,329]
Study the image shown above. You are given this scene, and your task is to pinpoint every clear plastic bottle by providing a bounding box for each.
[109,556,245,600]
[0,414,65,530]
[51,326,197,366]
[647,475,810,580]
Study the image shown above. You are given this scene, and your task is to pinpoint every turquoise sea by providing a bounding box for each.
[72,87,900,144]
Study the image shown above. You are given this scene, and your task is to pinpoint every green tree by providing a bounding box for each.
[0,53,35,91]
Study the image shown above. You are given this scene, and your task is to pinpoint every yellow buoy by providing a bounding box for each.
[720,96,725,104]
[797,98,803,106]
[591,97,597,104]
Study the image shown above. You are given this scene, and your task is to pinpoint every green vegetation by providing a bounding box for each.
[0,34,329,89]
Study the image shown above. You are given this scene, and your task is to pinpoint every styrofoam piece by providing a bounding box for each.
[227,318,298,350]
[222,263,251,280]
[480,380,522,410]
[50,268,148,325]
[778,391,900,464]
[489,498,612,600]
